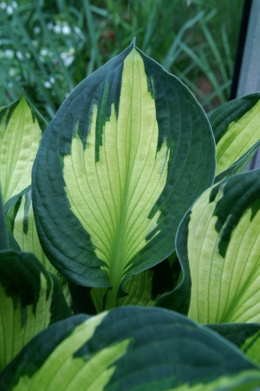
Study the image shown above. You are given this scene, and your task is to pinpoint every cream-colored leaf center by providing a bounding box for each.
[63,48,169,286]
[216,99,260,175]
[0,97,42,202]
[188,186,260,324]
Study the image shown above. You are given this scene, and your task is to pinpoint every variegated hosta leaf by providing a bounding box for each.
[32,42,215,309]
[1,307,260,391]
[118,259,173,307]
[0,250,71,371]
[0,94,46,204]
[5,187,72,307]
[5,187,56,273]
[68,260,174,314]
[86,270,159,312]
[176,169,260,324]
[209,92,260,181]
[209,323,260,366]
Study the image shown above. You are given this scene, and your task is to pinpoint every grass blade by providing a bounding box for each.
[84,0,102,69]
[199,18,229,83]
[162,11,204,70]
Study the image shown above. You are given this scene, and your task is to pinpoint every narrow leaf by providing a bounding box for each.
[0,95,46,204]
[32,43,215,309]
[209,93,260,181]
[0,250,71,370]
[1,307,260,390]
[177,169,260,324]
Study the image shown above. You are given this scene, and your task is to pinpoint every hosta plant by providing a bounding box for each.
[1,41,260,390]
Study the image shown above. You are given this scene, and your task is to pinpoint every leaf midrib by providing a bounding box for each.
[107,58,139,290]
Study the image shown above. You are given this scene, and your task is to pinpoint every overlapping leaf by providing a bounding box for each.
[118,259,174,307]
[0,250,70,371]
[0,94,45,204]
[155,221,191,315]
[209,93,260,181]
[176,169,260,324]
[68,260,174,314]
[32,42,215,309]
[5,187,56,274]
[1,306,260,390]
[209,323,260,366]
[5,187,72,306]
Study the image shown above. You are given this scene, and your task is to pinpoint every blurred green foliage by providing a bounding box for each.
[0,0,243,120]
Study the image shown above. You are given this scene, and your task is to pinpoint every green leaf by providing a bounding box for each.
[5,187,72,307]
[177,169,260,324]
[1,306,260,390]
[209,323,260,366]
[0,250,71,371]
[32,43,215,309]
[118,259,174,306]
[155,218,191,315]
[0,186,9,250]
[68,259,174,314]
[5,187,58,275]
[209,93,260,181]
[0,94,46,204]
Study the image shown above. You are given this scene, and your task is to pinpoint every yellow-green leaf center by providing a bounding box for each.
[63,49,170,298]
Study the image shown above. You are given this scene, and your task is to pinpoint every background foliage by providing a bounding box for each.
[0,0,243,120]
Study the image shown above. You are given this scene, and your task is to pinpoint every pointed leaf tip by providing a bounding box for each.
[131,37,136,47]
[32,43,215,296]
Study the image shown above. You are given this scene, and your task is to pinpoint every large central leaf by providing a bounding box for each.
[63,49,169,300]
[32,42,215,308]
